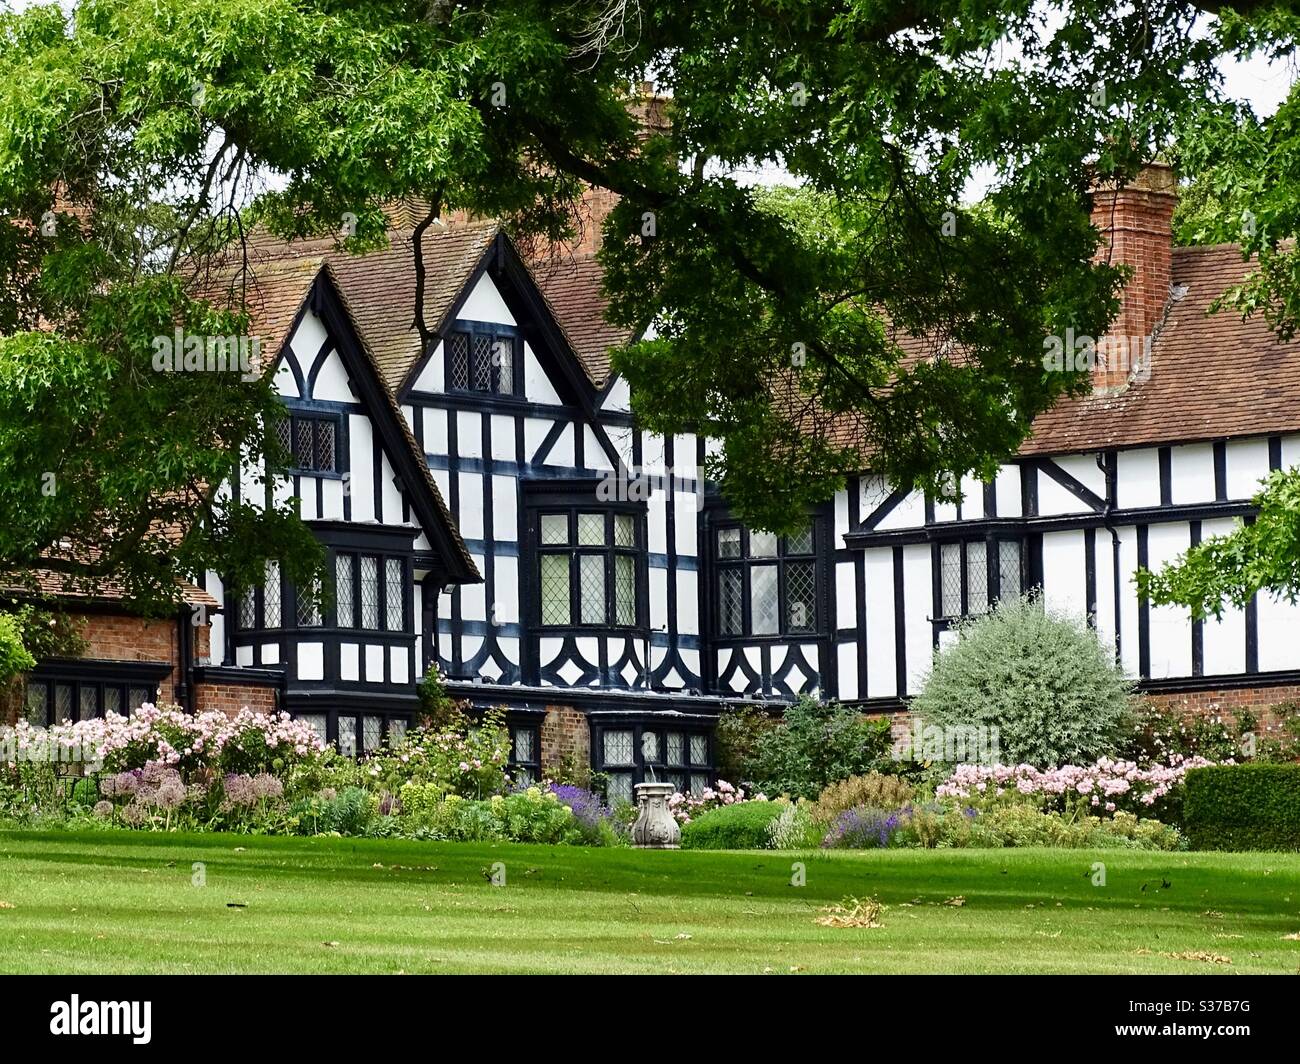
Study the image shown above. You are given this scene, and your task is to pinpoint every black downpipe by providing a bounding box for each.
[1097,453,1122,665]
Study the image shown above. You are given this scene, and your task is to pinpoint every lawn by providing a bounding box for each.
[1,829,1298,974]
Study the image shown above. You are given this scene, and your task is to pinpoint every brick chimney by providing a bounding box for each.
[1088,163,1177,391]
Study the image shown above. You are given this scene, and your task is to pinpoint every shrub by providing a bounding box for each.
[680,800,782,849]
[822,806,904,848]
[766,801,821,849]
[548,783,625,845]
[360,706,510,798]
[740,696,894,799]
[714,705,777,783]
[667,779,761,824]
[1121,699,1247,764]
[290,786,375,836]
[935,756,1213,820]
[0,612,35,685]
[911,593,1135,768]
[810,772,915,824]
[1183,763,1300,851]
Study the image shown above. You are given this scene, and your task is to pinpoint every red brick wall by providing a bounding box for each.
[540,705,590,773]
[1141,685,1300,735]
[193,681,279,719]
[57,610,211,706]
[1089,164,1176,391]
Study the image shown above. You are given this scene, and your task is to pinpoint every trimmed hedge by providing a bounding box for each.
[1183,764,1300,851]
[680,801,782,850]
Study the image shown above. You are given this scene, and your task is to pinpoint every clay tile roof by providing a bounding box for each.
[1020,243,1300,455]
[4,570,218,610]
[324,221,500,392]
[530,251,637,387]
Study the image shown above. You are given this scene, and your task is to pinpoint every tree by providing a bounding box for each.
[0,0,1284,556]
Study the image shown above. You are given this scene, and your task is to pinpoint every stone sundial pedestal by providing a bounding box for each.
[631,781,680,849]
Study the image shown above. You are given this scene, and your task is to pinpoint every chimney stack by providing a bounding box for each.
[1088,163,1177,391]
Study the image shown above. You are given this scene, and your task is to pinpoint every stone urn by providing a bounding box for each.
[632,781,680,849]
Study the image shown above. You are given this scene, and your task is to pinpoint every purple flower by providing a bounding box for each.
[548,783,613,833]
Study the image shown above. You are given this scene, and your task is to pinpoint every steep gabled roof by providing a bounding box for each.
[202,242,480,585]
[530,251,638,388]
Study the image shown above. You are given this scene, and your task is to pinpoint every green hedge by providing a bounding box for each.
[1183,764,1300,851]
[680,802,782,850]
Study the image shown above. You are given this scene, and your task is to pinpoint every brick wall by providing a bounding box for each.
[193,681,279,718]
[49,610,211,706]
[1141,685,1300,736]
[540,704,590,773]
[1089,163,1177,391]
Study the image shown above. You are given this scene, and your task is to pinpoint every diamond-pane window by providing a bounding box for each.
[786,561,816,633]
[448,331,470,390]
[667,771,686,793]
[274,418,292,459]
[690,773,710,796]
[689,734,708,766]
[55,684,73,722]
[603,730,634,766]
[360,556,379,629]
[514,728,535,764]
[335,554,354,627]
[666,733,684,765]
[472,334,493,391]
[491,336,514,394]
[103,687,121,715]
[940,542,963,617]
[641,731,660,762]
[717,528,742,558]
[129,687,151,709]
[263,560,281,628]
[577,513,605,546]
[749,530,778,557]
[614,513,635,547]
[719,569,744,635]
[363,716,383,752]
[23,683,46,725]
[78,685,97,721]
[999,540,1022,600]
[540,514,569,544]
[966,540,989,613]
[388,718,407,745]
[579,554,605,625]
[297,579,321,627]
[385,558,403,631]
[785,524,815,555]
[238,592,256,630]
[750,564,779,635]
[338,715,357,758]
[607,772,634,803]
[540,554,570,625]
[295,420,315,471]
[615,555,636,626]
[315,420,336,472]
[296,713,326,745]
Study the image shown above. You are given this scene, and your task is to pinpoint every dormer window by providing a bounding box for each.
[446,324,517,396]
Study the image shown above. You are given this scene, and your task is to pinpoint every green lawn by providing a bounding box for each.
[1,829,1299,973]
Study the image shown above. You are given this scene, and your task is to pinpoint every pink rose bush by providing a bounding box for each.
[668,779,767,825]
[935,755,1218,817]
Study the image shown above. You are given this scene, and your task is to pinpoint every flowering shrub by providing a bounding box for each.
[360,706,510,798]
[1,704,325,778]
[396,785,591,844]
[667,779,765,825]
[822,806,905,849]
[935,756,1217,817]
[547,783,626,844]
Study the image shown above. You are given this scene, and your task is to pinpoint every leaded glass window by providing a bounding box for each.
[277,411,340,474]
[388,718,407,745]
[129,686,151,709]
[689,734,708,766]
[448,331,470,390]
[385,558,404,631]
[446,325,518,395]
[666,732,684,766]
[936,537,1024,619]
[335,553,354,627]
[603,730,634,766]
[238,592,256,630]
[338,715,357,758]
[534,506,641,629]
[263,560,282,628]
[24,682,46,726]
[360,555,379,629]
[640,731,659,762]
[79,686,97,721]
[297,579,321,627]
[713,521,822,638]
[298,714,327,745]
[55,684,73,722]
[579,554,605,625]
[103,687,121,715]
[540,554,570,625]
[363,716,383,753]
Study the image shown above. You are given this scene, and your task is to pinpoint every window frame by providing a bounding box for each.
[592,721,715,803]
[932,533,1025,622]
[275,408,344,477]
[711,519,823,641]
[22,661,169,727]
[331,550,410,633]
[443,321,520,397]
[531,507,645,632]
